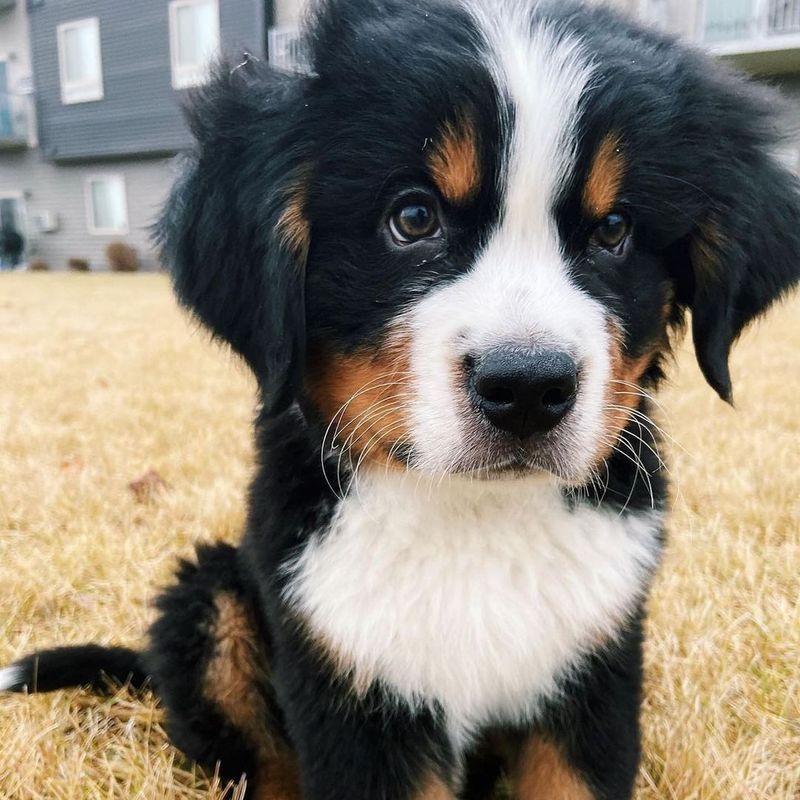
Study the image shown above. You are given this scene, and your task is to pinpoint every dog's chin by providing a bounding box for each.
[402,432,597,485]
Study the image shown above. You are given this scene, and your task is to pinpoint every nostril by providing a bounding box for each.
[476,379,515,406]
[541,375,578,409]
[541,386,568,408]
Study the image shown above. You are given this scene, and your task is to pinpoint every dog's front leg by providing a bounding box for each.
[508,618,646,800]
[267,634,457,800]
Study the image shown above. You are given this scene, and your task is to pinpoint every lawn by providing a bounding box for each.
[0,273,798,799]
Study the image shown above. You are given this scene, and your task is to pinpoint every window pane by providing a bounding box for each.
[176,1,219,67]
[91,179,126,232]
[704,0,755,42]
[64,23,100,84]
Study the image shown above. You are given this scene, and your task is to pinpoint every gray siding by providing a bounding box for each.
[0,149,175,269]
[28,0,266,162]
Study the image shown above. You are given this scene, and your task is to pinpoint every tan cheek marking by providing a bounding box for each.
[515,737,594,800]
[583,133,625,219]
[427,113,481,204]
[597,320,659,462]
[203,592,271,752]
[305,331,413,467]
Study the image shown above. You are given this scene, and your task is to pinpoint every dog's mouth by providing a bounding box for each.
[395,410,593,482]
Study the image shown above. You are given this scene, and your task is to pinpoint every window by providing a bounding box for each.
[57,18,104,104]
[702,0,755,43]
[169,0,220,89]
[85,175,128,236]
[0,61,11,138]
[268,27,310,73]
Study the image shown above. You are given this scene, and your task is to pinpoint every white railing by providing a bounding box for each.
[0,92,29,148]
[703,0,800,47]
[268,27,309,73]
[770,0,800,32]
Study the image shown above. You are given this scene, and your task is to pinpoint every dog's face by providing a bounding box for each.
[162,0,800,483]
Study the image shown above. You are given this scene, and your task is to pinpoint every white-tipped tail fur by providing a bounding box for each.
[0,665,25,692]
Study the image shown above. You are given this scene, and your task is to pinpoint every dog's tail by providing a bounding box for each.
[0,644,148,694]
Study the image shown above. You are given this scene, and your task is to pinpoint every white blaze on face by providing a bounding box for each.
[407,3,611,479]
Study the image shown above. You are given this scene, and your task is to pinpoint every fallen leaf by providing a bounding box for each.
[128,470,170,503]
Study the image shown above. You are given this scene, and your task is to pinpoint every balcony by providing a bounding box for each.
[0,92,29,150]
[268,27,309,73]
[702,0,800,72]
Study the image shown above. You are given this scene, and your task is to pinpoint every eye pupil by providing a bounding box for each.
[593,211,630,251]
[402,205,431,233]
[390,201,440,243]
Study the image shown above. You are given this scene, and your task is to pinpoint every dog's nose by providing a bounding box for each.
[470,348,578,438]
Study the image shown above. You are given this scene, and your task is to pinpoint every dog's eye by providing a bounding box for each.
[389,202,441,244]
[591,212,631,253]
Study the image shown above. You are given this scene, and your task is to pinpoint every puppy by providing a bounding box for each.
[3,1,799,798]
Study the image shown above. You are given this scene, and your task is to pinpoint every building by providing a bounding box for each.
[0,0,270,271]
[2,0,799,269]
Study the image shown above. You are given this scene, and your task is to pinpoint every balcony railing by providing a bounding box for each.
[0,92,29,149]
[268,27,310,73]
[704,0,800,50]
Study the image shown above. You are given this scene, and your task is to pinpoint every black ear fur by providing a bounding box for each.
[678,68,800,402]
[158,60,311,416]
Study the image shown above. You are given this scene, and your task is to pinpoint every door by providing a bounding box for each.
[0,195,27,269]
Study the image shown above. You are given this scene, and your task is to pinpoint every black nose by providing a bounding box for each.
[470,348,578,438]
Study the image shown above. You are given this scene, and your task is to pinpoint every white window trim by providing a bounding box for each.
[169,0,220,90]
[57,17,104,105]
[84,174,129,237]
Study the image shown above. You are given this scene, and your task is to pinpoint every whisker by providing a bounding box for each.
[614,433,655,512]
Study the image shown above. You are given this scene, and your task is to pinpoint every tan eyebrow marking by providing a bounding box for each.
[427,112,482,205]
[583,133,625,218]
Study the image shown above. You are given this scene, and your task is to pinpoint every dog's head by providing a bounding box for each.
[160,0,800,483]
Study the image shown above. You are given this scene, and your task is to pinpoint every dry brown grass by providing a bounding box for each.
[0,273,798,799]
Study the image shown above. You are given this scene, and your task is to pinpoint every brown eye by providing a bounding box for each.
[389,202,441,244]
[592,212,631,252]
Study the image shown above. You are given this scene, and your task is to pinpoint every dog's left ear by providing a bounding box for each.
[677,68,800,403]
[158,60,311,416]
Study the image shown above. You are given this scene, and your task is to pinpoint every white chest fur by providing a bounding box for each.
[283,472,661,740]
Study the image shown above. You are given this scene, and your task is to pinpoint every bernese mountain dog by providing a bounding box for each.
[3,1,799,798]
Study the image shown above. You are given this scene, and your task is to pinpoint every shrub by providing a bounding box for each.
[28,259,50,272]
[106,242,140,272]
[68,258,90,272]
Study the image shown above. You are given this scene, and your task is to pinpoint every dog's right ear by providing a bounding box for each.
[158,61,311,416]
